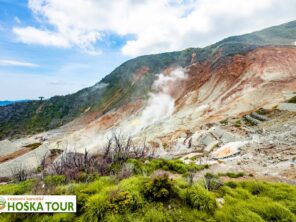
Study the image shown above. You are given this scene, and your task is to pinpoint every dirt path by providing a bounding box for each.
[0,148,32,164]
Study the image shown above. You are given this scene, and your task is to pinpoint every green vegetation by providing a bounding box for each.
[0,180,33,195]
[44,175,66,187]
[143,173,175,201]
[218,172,245,178]
[127,158,208,176]
[24,142,42,150]
[183,184,217,213]
[256,108,269,115]
[0,158,295,222]
[233,120,241,128]
[189,154,200,161]
[288,96,296,103]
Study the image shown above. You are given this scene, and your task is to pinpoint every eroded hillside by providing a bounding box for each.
[0,21,296,182]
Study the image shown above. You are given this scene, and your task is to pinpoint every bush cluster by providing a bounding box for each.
[0,160,296,222]
[143,173,175,201]
[218,172,244,178]
[128,158,208,175]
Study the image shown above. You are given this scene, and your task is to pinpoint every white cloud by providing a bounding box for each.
[13,0,296,56]
[0,59,39,67]
[13,26,70,48]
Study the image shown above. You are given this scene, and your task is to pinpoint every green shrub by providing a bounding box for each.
[39,213,75,222]
[170,207,214,222]
[0,214,27,222]
[142,204,167,222]
[143,174,175,201]
[1,168,296,222]
[215,204,264,222]
[68,177,114,213]
[219,181,296,222]
[246,199,296,222]
[153,159,207,174]
[80,177,145,220]
[24,142,42,150]
[234,120,241,128]
[80,184,117,222]
[240,180,296,214]
[220,119,228,125]
[118,176,145,209]
[228,172,244,178]
[218,172,244,178]
[139,204,214,222]
[127,158,207,176]
[184,184,217,213]
[288,96,296,103]
[0,180,33,195]
[76,177,113,195]
[240,180,266,195]
[225,181,237,189]
[81,192,109,222]
[222,187,252,200]
[107,190,135,214]
[102,214,123,222]
[126,159,146,174]
[256,108,268,115]
[103,213,137,222]
[204,173,223,191]
[77,172,99,183]
[0,213,75,222]
[44,175,66,187]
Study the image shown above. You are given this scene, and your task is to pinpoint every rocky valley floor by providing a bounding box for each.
[0,107,295,185]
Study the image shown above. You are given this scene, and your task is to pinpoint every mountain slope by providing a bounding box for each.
[219,20,296,46]
[0,21,296,140]
[1,21,296,183]
[0,50,202,139]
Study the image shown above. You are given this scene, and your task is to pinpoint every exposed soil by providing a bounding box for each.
[0,142,42,164]
[0,147,33,164]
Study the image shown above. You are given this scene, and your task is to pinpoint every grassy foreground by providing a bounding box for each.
[0,159,295,222]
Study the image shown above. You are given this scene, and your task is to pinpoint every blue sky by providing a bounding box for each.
[0,0,295,100]
[0,0,130,100]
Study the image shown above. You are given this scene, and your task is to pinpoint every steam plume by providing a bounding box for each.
[132,67,187,134]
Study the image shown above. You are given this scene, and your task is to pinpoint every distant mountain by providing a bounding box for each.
[0,20,296,139]
[0,100,31,106]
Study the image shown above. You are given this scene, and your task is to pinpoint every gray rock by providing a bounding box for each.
[278,103,296,112]
[0,140,19,156]
[250,112,270,121]
[0,144,48,178]
[210,127,242,143]
[244,115,262,125]
[204,141,220,153]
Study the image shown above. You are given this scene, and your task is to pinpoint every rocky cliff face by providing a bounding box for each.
[54,46,296,152]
